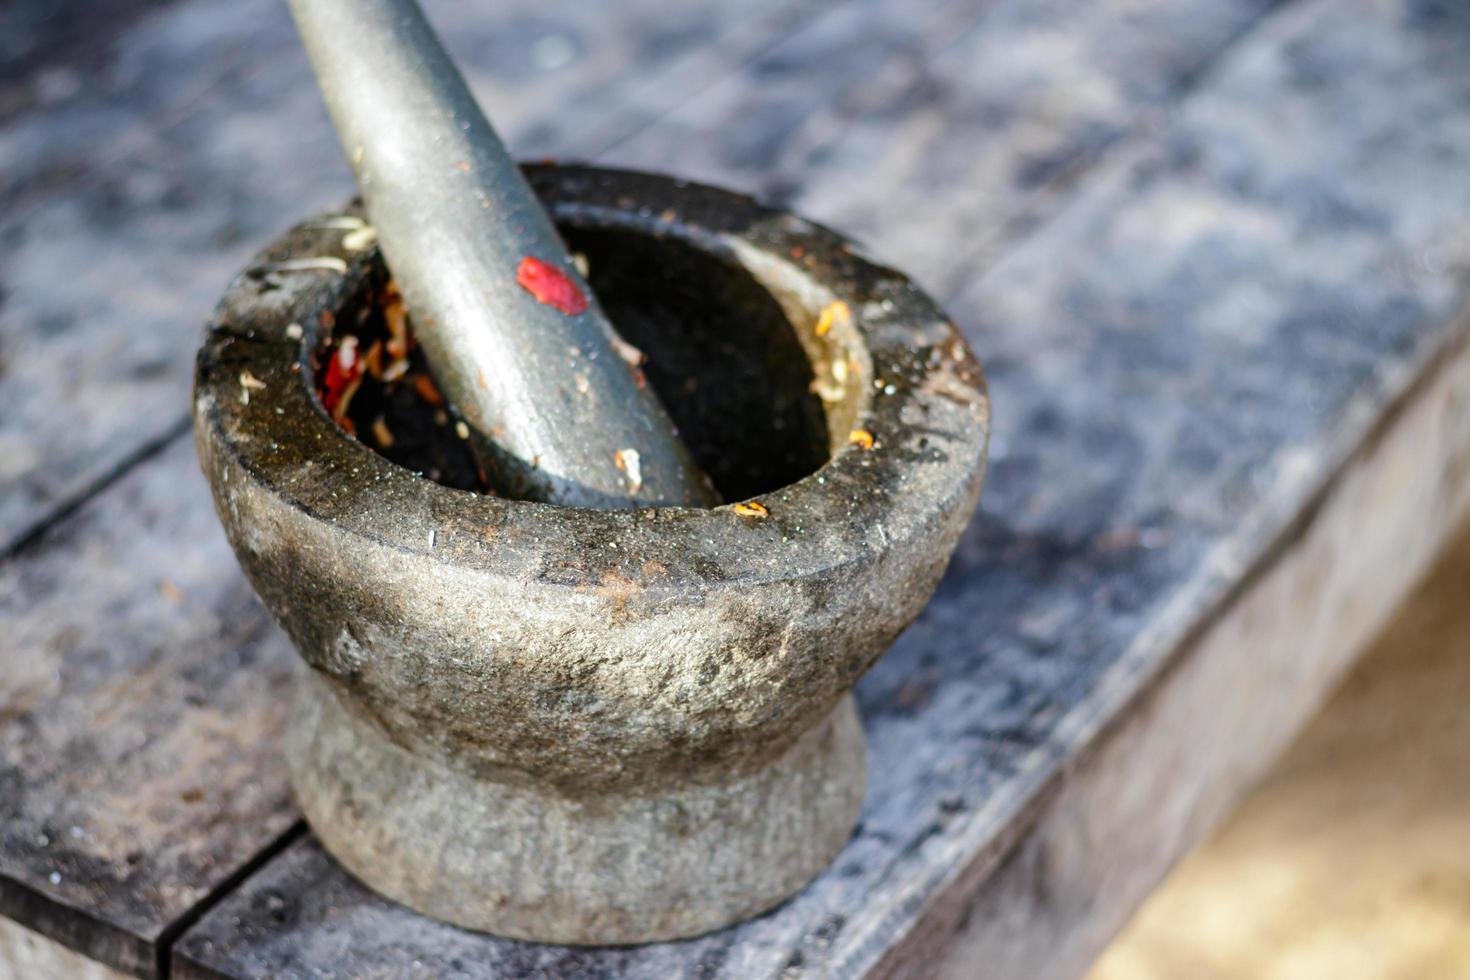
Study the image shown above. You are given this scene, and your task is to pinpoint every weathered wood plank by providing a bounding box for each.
[168,0,1470,975]
[897,323,1470,979]
[0,0,1281,556]
[0,438,302,978]
[600,0,1284,298]
[0,0,835,217]
[0,0,835,553]
[0,0,287,179]
[0,0,173,126]
[1,0,1296,961]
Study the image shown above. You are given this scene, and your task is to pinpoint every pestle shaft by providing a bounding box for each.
[287,0,716,507]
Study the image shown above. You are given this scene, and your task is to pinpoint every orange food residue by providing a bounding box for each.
[815,300,850,337]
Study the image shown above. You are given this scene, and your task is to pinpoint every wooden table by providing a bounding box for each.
[4,0,1470,976]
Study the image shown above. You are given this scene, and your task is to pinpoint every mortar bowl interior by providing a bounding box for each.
[313,210,852,502]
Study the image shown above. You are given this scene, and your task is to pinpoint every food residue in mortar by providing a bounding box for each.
[614,448,643,494]
[312,277,486,492]
[815,300,850,338]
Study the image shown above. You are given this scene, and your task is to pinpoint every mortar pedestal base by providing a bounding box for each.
[285,669,867,945]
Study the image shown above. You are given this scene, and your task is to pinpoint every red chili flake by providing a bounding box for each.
[322,336,362,418]
[516,257,588,316]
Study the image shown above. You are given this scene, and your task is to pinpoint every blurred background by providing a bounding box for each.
[1092,528,1470,979]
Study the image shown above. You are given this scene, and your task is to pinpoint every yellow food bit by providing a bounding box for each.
[848,428,875,450]
[732,501,770,518]
[814,300,851,338]
[371,415,395,448]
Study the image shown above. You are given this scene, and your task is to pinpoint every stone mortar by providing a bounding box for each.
[193,165,990,944]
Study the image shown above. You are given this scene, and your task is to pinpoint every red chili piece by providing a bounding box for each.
[322,336,362,416]
[516,256,588,316]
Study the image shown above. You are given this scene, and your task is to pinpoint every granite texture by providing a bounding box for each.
[191,171,985,942]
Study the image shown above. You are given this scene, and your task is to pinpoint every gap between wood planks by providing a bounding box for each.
[163,0,1470,969]
[0,0,1317,969]
[151,822,306,980]
[0,417,189,563]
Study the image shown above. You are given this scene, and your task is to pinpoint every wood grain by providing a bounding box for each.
[8,0,1470,975]
[0,438,301,978]
[0,0,1280,554]
[601,0,1284,298]
[4,0,1318,973]
[883,308,1470,980]
[170,0,1470,975]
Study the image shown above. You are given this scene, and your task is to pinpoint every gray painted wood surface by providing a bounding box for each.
[5,0,1470,976]
[167,0,1470,975]
[907,327,1470,979]
[0,438,301,978]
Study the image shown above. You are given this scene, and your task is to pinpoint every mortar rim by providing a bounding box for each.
[194,164,989,592]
